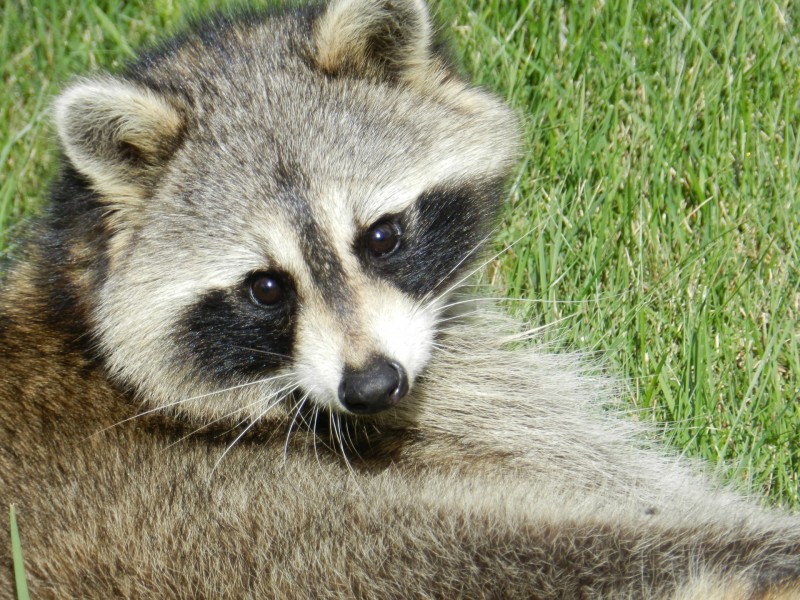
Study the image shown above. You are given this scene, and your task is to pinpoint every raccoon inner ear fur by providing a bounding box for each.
[314,0,433,82]
[53,78,185,199]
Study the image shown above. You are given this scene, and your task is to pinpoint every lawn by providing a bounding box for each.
[2,0,799,506]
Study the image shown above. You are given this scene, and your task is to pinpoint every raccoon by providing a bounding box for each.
[1,0,799,598]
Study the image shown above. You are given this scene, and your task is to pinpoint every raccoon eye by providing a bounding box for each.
[248,272,286,306]
[366,220,401,257]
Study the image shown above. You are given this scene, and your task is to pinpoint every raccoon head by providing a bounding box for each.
[53,0,519,425]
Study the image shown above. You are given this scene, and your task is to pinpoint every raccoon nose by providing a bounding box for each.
[338,358,408,415]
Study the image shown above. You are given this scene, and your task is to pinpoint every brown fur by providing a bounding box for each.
[4,248,800,598]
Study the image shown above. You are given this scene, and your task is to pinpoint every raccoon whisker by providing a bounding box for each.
[453,281,634,304]
[152,373,296,414]
[210,424,259,475]
[164,399,265,451]
[300,406,345,496]
[165,382,301,451]
[419,231,495,306]
[327,409,335,451]
[432,309,484,325]
[342,418,364,463]
[310,405,325,470]
[297,402,336,454]
[423,227,536,310]
[331,411,359,484]
[429,342,463,356]
[89,373,297,438]
[166,372,296,408]
[432,298,486,313]
[210,398,284,476]
[283,393,310,466]
[493,315,580,343]
[358,423,374,456]
[336,417,367,497]
[230,345,293,360]
[433,314,579,353]
[417,234,489,306]
[275,394,311,499]
[435,296,591,313]
[363,423,374,447]
[294,400,316,431]
[302,403,317,448]
[328,410,349,465]
[212,415,257,442]
[256,379,304,407]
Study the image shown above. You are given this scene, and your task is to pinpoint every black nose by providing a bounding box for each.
[338,358,408,415]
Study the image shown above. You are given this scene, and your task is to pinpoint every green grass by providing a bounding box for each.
[2,0,799,507]
[9,506,30,600]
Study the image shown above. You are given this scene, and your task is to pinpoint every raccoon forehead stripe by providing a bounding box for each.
[279,190,353,317]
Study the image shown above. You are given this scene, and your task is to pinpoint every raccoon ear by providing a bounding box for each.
[314,0,433,82]
[53,78,185,197]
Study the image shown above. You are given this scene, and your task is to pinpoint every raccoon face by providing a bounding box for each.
[53,0,519,424]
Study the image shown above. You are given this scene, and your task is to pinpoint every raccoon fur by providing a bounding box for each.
[1,0,799,598]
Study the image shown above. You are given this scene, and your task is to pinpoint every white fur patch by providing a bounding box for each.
[291,282,436,410]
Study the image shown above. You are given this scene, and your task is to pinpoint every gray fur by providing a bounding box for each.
[1,0,800,598]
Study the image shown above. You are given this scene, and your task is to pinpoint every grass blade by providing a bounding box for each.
[10,505,30,600]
